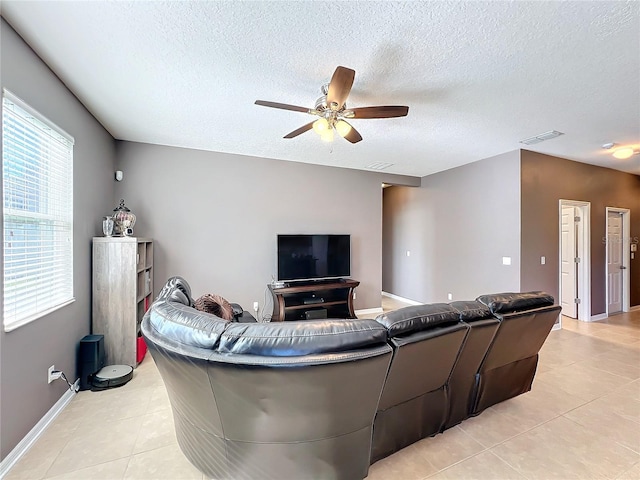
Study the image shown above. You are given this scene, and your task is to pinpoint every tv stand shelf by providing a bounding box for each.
[268,279,360,322]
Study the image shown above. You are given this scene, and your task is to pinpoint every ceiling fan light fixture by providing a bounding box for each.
[312,118,329,134]
[612,147,636,160]
[335,120,352,138]
[320,128,334,142]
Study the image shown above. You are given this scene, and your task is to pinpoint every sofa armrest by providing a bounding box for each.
[230,302,244,318]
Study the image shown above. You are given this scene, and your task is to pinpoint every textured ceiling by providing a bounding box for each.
[2,1,639,177]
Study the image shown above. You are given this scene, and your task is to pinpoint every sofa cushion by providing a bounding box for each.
[148,300,227,349]
[449,301,492,321]
[476,292,554,314]
[157,276,194,307]
[194,293,234,321]
[375,304,459,337]
[217,319,388,356]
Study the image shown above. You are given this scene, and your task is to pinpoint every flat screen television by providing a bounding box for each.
[277,234,350,282]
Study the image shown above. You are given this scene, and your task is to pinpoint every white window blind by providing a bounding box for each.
[2,90,74,332]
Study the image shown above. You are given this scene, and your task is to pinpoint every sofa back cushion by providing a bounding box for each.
[375,303,459,337]
[449,301,492,321]
[147,299,227,350]
[476,291,554,314]
[481,304,561,370]
[218,319,388,356]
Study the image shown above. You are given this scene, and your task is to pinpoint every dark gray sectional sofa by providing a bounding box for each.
[141,276,561,480]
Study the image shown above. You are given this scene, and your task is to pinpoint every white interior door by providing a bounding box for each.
[561,206,577,318]
[607,211,623,314]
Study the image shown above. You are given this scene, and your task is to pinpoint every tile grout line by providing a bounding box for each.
[42,456,132,480]
[615,441,640,457]
[42,385,155,478]
[40,408,83,480]
[435,414,566,479]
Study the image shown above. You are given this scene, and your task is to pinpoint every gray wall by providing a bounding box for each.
[382,150,522,303]
[521,150,640,314]
[0,19,115,460]
[115,141,417,314]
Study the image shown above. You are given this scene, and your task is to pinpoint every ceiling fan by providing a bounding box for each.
[255,66,409,144]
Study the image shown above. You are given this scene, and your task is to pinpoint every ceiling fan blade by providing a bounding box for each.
[338,121,363,144]
[349,106,409,118]
[283,121,315,139]
[255,100,310,113]
[327,66,355,110]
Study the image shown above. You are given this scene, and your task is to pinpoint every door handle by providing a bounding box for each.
[620,266,627,270]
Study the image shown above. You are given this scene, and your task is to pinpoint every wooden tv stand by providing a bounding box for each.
[268,279,360,322]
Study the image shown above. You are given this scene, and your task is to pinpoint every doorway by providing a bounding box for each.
[606,207,630,315]
[558,200,591,322]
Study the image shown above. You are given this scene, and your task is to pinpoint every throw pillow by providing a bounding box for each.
[194,293,234,321]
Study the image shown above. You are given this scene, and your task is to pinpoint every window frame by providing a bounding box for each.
[2,89,75,332]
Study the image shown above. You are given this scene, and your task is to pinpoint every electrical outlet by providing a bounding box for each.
[447,293,453,300]
[47,365,56,384]
[353,291,356,300]
[253,301,259,312]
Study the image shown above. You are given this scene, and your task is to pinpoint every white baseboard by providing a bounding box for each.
[355,307,384,317]
[628,305,640,312]
[590,313,608,322]
[0,380,79,479]
[382,291,422,306]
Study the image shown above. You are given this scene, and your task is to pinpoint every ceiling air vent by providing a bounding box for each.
[519,130,564,145]
[366,162,394,170]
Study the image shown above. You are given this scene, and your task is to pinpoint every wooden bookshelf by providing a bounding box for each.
[92,237,153,367]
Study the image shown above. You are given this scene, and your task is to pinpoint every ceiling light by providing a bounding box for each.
[312,118,329,134]
[612,147,635,160]
[601,142,615,150]
[320,128,334,142]
[335,120,352,138]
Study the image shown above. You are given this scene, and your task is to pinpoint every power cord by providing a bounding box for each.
[52,370,79,393]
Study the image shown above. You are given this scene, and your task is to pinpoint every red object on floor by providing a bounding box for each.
[136,336,147,364]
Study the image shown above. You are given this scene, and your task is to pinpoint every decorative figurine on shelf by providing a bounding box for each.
[102,216,114,236]
[112,199,136,236]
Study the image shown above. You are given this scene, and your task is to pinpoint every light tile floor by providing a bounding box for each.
[5,307,640,480]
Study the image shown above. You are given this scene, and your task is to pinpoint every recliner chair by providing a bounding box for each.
[471,292,561,414]
[443,300,500,430]
[371,304,469,463]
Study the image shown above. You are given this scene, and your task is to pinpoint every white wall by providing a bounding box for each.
[383,150,521,303]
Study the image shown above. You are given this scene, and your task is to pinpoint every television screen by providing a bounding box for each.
[277,234,350,281]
